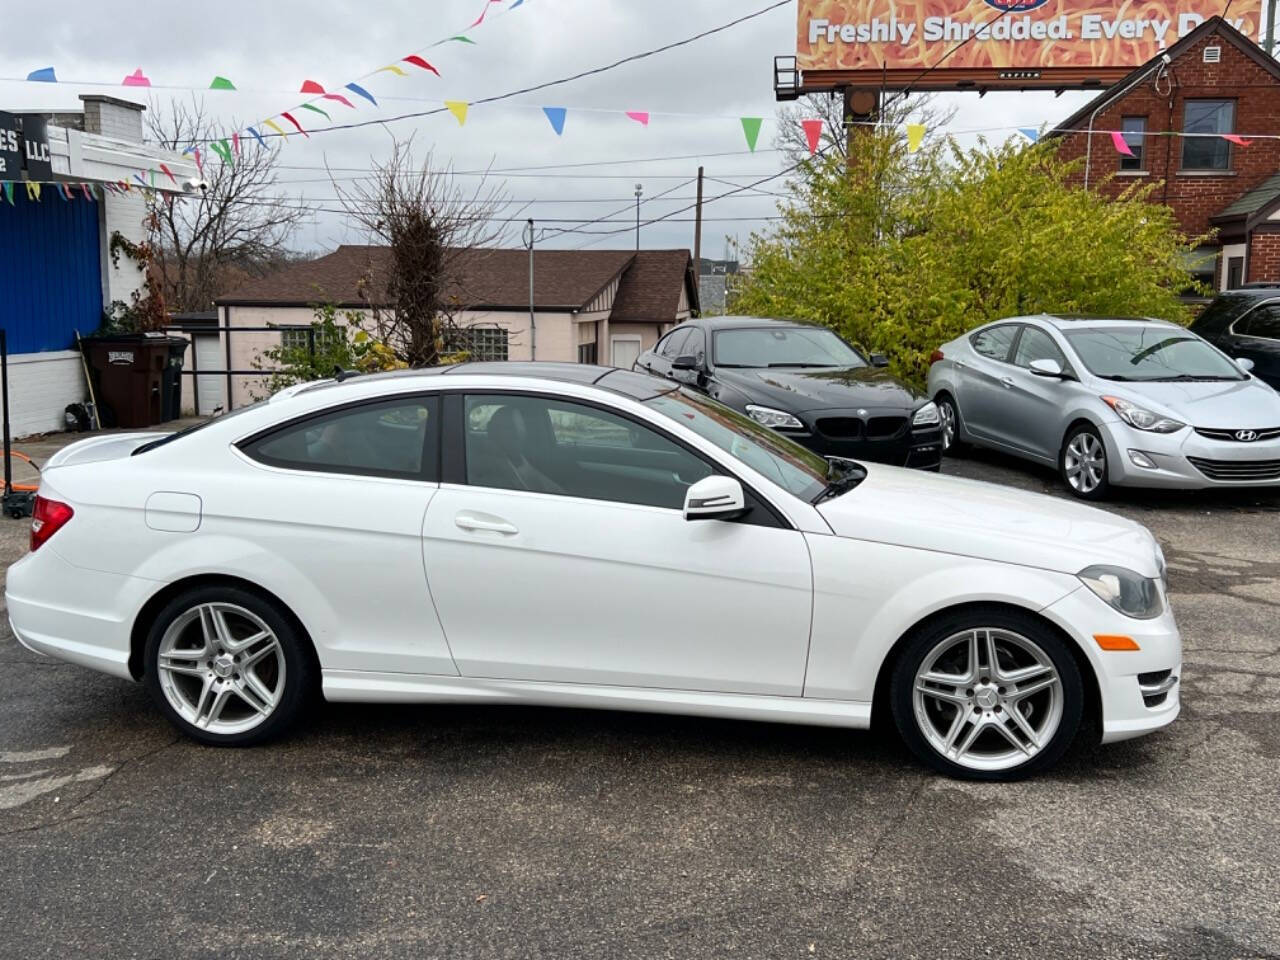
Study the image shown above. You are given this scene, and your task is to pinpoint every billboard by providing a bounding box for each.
[796,1,1262,90]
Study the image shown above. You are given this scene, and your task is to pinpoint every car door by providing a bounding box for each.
[1225,301,1280,389]
[230,394,457,675]
[956,324,1020,444]
[421,391,814,696]
[1000,325,1074,462]
[642,327,690,380]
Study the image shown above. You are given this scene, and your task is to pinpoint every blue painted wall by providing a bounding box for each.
[0,190,102,354]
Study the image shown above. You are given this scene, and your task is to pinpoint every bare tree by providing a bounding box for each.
[774,91,957,165]
[147,97,306,312]
[332,138,509,367]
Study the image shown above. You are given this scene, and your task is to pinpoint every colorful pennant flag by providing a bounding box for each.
[470,0,502,28]
[247,126,268,149]
[81,183,93,200]
[324,92,355,109]
[377,64,408,77]
[1223,134,1252,147]
[232,132,241,155]
[2,182,13,206]
[403,55,440,75]
[159,163,177,184]
[447,35,477,44]
[345,82,377,106]
[626,111,650,127]
[906,123,926,154]
[25,182,40,200]
[122,68,151,87]
[741,117,763,153]
[299,103,331,121]
[263,118,288,138]
[26,67,56,82]
[801,119,823,155]
[445,101,470,126]
[280,112,309,137]
[210,76,236,90]
[210,140,232,163]
[300,80,326,94]
[1018,128,1040,143]
[542,107,567,136]
[1111,130,1135,157]
[56,183,71,200]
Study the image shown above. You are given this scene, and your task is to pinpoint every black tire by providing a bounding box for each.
[935,392,968,456]
[889,606,1084,781]
[1059,423,1111,501]
[143,585,316,747]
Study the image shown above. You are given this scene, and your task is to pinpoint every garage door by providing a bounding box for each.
[193,334,226,416]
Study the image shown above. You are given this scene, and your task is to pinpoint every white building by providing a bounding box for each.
[211,245,699,409]
[0,96,196,436]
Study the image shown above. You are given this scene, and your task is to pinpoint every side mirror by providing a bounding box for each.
[1236,357,1256,373]
[672,354,700,371]
[1029,358,1065,378]
[869,353,890,368]
[683,475,748,522]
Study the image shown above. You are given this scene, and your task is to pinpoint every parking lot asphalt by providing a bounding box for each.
[1,437,1278,959]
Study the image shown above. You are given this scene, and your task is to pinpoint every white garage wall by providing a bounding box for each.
[2,352,86,438]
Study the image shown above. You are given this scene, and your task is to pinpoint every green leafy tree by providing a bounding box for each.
[735,135,1208,387]
[252,304,404,398]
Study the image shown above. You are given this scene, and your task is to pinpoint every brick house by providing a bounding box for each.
[1049,16,1280,294]
[211,246,698,409]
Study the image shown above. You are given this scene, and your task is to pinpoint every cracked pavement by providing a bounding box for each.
[1,441,1278,959]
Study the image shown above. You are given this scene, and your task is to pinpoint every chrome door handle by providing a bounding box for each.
[1000,376,1015,388]
[455,513,519,535]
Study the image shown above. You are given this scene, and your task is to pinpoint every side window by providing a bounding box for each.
[464,394,713,509]
[1238,303,1280,340]
[682,327,707,365]
[659,328,691,359]
[1012,326,1067,369]
[970,325,1018,362]
[242,396,437,480]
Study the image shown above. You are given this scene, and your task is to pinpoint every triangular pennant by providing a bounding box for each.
[1110,130,1135,157]
[323,92,355,109]
[299,103,331,121]
[210,76,236,90]
[345,82,377,106]
[469,0,501,28]
[445,101,469,126]
[209,140,231,163]
[159,162,177,184]
[906,123,926,154]
[247,126,268,149]
[740,117,763,152]
[280,112,309,137]
[511,0,524,7]
[122,68,151,87]
[1018,128,1040,143]
[625,111,650,127]
[263,118,288,138]
[447,35,477,43]
[376,64,408,77]
[26,67,56,82]
[193,148,203,175]
[25,182,41,200]
[134,174,147,187]
[801,118,823,155]
[1223,134,1252,147]
[300,80,326,94]
[542,107,567,136]
[3,182,14,205]
[81,183,93,200]
[231,132,241,155]
[403,55,441,75]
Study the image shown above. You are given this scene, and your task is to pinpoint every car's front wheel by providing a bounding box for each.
[1060,423,1110,500]
[935,393,966,456]
[143,586,315,746]
[889,608,1084,781]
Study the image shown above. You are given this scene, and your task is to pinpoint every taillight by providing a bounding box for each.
[928,349,945,366]
[31,496,74,552]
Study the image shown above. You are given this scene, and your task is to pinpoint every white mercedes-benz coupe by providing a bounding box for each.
[6,363,1181,780]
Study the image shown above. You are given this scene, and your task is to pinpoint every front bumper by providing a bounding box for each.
[1040,585,1181,744]
[1101,419,1280,490]
[778,410,943,471]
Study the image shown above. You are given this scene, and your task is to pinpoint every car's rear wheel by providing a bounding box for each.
[935,393,966,456]
[143,586,315,746]
[889,608,1083,781]
[1060,424,1110,500]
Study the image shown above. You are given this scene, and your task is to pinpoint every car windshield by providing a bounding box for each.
[1064,328,1245,382]
[646,389,828,501]
[713,327,865,369]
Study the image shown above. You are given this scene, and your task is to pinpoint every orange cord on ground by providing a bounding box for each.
[5,451,40,492]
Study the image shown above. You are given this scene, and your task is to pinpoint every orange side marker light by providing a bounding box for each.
[1094,634,1141,651]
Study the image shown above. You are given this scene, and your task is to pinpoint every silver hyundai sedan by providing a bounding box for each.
[927,314,1280,499]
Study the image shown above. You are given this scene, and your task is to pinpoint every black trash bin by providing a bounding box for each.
[81,333,190,428]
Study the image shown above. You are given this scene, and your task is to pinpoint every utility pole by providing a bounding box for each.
[1268,0,1278,58]
[634,183,643,250]
[523,218,537,360]
[693,166,704,276]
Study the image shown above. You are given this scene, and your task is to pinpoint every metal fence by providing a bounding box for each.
[176,324,324,416]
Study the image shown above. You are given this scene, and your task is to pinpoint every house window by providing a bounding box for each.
[449,327,509,361]
[279,325,341,354]
[1120,117,1146,170]
[577,342,598,364]
[1227,256,1244,290]
[1181,100,1235,171]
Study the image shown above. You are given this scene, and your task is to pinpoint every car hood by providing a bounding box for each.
[817,463,1160,577]
[714,366,925,413]
[1105,377,1280,426]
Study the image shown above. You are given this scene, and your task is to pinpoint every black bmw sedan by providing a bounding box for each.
[635,316,942,470]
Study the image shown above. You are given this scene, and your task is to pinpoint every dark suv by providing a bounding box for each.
[1190,288,1280,390]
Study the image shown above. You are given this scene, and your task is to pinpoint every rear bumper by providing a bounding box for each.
[5,546,159,681]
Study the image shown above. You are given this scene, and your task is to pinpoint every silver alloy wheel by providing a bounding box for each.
[1064,431,1106,494]
[939,400,957,450]
[912,628,1064,773]
[156,602,286,736]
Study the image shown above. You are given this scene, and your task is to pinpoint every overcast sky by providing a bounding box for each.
[3,0,1100,255]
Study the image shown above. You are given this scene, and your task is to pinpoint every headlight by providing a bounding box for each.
[1078,565,1164,620]
[745,405,804,430]
[1101,396,1185,434]
[912,401,940,427]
